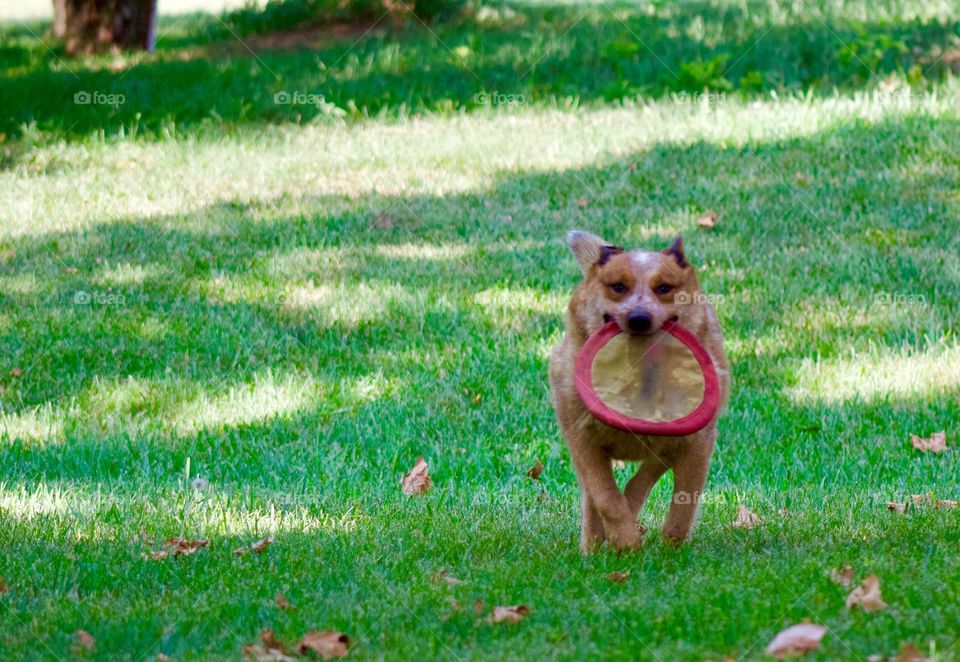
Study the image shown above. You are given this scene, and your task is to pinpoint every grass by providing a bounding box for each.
[1,0,960,660]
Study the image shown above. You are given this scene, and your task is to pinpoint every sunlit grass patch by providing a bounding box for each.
[788,344,960,404]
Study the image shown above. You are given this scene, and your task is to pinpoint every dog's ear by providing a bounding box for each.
[663,236,688,268]
[567,231,622,275]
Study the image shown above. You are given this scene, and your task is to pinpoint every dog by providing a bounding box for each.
[549,231,729,551]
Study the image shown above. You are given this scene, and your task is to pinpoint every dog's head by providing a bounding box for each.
[566,230,699,337]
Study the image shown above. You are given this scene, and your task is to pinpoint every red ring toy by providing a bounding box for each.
[574,320,720,435]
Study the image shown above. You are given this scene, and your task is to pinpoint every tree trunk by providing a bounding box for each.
[56,0,158,55]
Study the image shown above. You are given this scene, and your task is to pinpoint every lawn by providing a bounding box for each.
[1,0,960,660]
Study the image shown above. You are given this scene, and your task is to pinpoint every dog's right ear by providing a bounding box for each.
[567,231,621,275]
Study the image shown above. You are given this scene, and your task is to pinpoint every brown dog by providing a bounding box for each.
[549,231,729,551]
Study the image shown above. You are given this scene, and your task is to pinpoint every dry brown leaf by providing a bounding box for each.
[887,502,906,513]
[298,631,350,659]
[0,577,8,594]
[276,593,295,610]
[894,643,926,662]
[243,645,296,661]
[252,536,275,554]
[73,630,96,653]
[606,571,630,584]
[431,569,465,586]
[9,367,22,378]
[828,566,855,587]
[764,622,827,658]
[147,550,170,560]
[473,599,485,614]
[526,459,544,480]
[401,456,432,495]
[777,508,790,517]
[489,605,530,624]
[233,546,249,556]
[156,654,173,662]
[163,537,209,557]
[846,574,888,612]
[244,629,296,662]
[731,505,763,529]
[576,196,588,208]
[936,499,958,509]
[698,214,717,228]
[909,431,948,453]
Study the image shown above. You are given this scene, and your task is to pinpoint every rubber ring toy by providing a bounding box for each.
[574,320,720,435]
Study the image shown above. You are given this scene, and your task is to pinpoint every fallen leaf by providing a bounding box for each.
[764,622,827,658]
[9,367,21,378]
[473,599,485,614]
[163,537,209,557]
[909,431,948,453]
[401,456,432,495]
[846,574,888,612]
[73,630,96,652]
[698,210,718,228]
[894,643,926,662]
[526,459,544,480]
[147,550,170,560]
[731,504,763,529]
[576,196,587,208]
[251,536,275,554]
[233,546,249,556]
[298,630,350,659]
[243,629,296,661]
[777,508,790,517]
[156,654,173,662]
[828,566,855,587]
[243,645,295,661]
[936,499,958,509]
[276,593,295,610]
[606,571,630,584]
[0,577,8,594]
[431,569,465,586]
[887,502,906,513]
[489,605,530,624]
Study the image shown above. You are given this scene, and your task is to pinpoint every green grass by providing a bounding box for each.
[2,1,960,660]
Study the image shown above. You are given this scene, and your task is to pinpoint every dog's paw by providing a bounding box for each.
[606,523,644,552]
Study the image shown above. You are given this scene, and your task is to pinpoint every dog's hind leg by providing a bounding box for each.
[624,459,669,517]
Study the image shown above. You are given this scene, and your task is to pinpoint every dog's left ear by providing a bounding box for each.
[663,236,688,268]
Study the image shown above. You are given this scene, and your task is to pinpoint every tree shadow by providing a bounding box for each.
[0,112,958,497]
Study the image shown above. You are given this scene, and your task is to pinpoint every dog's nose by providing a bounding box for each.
[627,310,652,333]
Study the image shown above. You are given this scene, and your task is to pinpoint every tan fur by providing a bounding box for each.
[549,231,730,552]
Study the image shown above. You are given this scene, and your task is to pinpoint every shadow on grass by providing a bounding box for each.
[0,112,958,499]
[3,0,960,143]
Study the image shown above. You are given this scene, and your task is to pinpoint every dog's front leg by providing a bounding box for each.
[568,438,641,552]
[662,437,713,543]
[579,492,605,551]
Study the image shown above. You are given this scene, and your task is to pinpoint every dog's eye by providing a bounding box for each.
[609,283,628,294]
[654,283,674,295]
